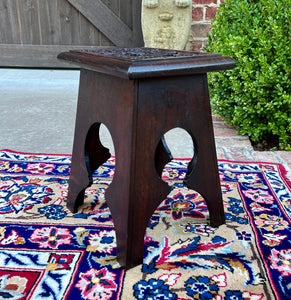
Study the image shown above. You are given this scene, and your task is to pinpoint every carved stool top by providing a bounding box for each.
[58,47,236,79]
[78,48,212,61]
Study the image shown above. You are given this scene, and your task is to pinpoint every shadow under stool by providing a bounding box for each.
[58,48,236,270]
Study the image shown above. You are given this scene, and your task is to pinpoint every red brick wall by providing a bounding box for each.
[187,0,222,52]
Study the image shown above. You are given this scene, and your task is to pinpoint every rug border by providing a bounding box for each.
[1,149,290,188]
[218,158,291,191]
[0,149,72,157]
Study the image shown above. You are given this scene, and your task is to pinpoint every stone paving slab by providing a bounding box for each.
[221,147,291,181]
[212,115,291,181]
[215,137,252,148]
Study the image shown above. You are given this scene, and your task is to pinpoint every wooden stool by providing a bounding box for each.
[58,48,236,269]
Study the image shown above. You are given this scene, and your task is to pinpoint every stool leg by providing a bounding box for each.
[105,138,171,269]
[183,130,225,228]
[107,175,171,269]
[67,123,110,213]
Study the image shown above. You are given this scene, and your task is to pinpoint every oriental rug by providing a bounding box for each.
[0,149,290,300]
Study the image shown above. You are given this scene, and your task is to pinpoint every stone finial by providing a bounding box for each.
[142,0,192,50]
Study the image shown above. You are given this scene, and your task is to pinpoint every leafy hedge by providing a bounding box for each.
[206,0,291,150]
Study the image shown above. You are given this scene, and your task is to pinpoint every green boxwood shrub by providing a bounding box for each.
[206,0,291,150]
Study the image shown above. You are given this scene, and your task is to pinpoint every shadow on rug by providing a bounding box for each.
[0,149,290,299]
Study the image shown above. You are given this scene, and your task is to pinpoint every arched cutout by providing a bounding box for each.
[84,122,115,184]
[149,128,209,241]
[99,123,115,156]
[81,122,116,214]
[164,127,194,159]
[155,127,196,182]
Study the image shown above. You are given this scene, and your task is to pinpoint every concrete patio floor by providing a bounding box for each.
[0,68,290,179]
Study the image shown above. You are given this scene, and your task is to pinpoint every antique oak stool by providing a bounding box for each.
[58,48,236,269]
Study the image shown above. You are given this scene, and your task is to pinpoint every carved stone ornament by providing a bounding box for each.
[142,0,192,50]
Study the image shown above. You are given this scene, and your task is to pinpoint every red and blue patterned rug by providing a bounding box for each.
[0,149,290,299]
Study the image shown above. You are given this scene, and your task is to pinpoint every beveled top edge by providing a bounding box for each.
[57,47,236,79]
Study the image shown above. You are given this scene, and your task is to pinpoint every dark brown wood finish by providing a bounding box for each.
[58,48,236,269]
